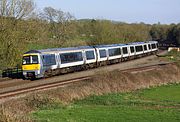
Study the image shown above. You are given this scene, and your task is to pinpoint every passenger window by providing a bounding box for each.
[86,51,95,60]
[135,46,143,52]
[130,47,135,53]
[152,44,156,49]
[99,50,107,58]
[122,47,128,54]
[144,45,147,51]
[42,54,56,66]
[148,44,151,49]
[108,48,121,56]
[60,52,83,64]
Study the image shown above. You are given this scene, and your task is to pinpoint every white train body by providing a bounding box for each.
[22,41,158,79]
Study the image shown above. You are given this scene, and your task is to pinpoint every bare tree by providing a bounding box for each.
[40,7,74,23]
[40,7,76,46]
[41,7,58,22]
[0,0,35,68]
[0,0,35,19]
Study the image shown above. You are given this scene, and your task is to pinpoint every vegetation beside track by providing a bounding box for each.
[166,50,180,61]
[158,50,180,62]
[1,0,180,71]
[158,50,180,70]
[33,83,180,122]
[0,62,180,122]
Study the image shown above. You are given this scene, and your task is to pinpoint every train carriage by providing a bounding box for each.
[22,41,158,79]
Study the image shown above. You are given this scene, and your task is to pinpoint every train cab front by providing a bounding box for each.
[22,54,41,79]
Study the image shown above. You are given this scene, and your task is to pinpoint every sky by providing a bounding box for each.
[35,0,180,24]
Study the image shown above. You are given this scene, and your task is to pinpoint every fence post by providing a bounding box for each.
[8,69,10,77]
[17,66,18,74]
[11,68,13,77]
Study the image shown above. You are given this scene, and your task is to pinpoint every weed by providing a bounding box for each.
[25,94,64,110]
[0,104,32,122]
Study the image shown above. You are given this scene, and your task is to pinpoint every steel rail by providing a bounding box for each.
[0,76,91,99]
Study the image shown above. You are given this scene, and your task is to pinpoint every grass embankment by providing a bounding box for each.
[159,50,180,62]
[33,83,180,122]
[1,60,180,122]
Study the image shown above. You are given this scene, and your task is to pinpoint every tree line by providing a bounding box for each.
[0,0,180,70]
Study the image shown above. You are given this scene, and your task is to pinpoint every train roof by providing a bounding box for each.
[148,41,158,43]
[25,44,127,54]
[24,41,158,54]
[94,44,126,48]
[25,46,95,54]
[127,41,158,45]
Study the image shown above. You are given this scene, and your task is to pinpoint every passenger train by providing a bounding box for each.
[22,41,158,79]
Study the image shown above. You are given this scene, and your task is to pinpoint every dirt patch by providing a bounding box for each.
[0,63,180,122]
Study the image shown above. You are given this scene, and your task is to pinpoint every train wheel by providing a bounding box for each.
[44,69,53,78]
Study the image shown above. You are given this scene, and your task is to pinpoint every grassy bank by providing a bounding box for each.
[33,83,180,122]
[1,63,180,122]
[159,50,180,62]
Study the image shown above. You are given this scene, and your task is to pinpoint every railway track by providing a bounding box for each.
[0,62,175,99]
[0,78,15,82]
[120,62,175,73]
[0,76,91,99]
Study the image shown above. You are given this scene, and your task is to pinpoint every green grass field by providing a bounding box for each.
[33,83,180,122]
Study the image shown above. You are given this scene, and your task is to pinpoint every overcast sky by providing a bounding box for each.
[35,0,180,24]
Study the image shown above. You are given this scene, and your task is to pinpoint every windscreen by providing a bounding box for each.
[23,55,39,65]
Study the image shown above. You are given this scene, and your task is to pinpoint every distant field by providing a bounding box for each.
[33,83,180,122]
